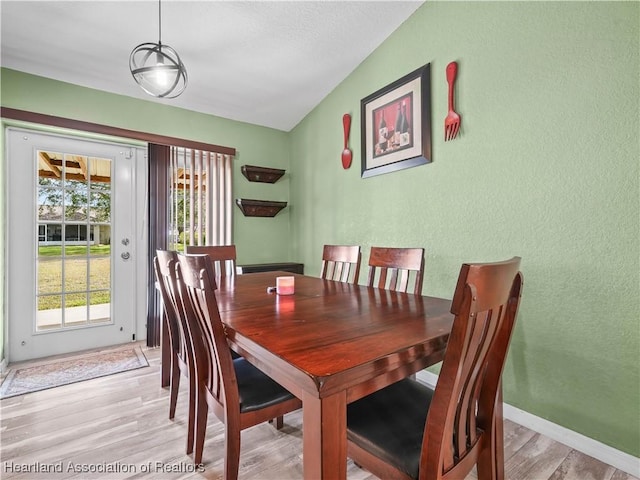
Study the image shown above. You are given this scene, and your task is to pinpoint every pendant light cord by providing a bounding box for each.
[158,0,162,46]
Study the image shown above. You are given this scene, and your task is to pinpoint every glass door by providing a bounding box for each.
[6,129,145,362]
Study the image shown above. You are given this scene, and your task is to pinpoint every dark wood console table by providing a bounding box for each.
[237,262,304,275]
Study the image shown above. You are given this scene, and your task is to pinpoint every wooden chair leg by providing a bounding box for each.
[269,416,284,429]
[225,425,242,480]
[186,372,197,454]
[193,387,209,465]
[161,315,171,388]
[477,436,494,480]
[477,387,505,480]
[169,359,180,419]
[493,387,505,480]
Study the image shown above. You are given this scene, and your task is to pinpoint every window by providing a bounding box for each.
[168,147,233,251]
[36,150,112,330]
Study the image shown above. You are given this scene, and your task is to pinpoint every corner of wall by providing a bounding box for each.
[0,120,6,365]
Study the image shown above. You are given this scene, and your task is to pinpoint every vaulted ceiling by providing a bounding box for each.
[1,1,423,132]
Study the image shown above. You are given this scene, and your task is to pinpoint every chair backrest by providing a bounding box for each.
[185,245,237,278]
[154,250,188,362]
[320,245,361,284]
[421,257,523,480]
[366,247,425,294]
[175,253,239,412]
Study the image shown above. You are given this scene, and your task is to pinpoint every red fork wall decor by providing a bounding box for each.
[444,61,461,141]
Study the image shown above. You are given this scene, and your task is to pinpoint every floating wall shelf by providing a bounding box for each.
[236,198,287,217]
[241,165,285,183]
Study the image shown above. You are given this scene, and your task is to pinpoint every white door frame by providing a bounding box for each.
[4,128,148,362]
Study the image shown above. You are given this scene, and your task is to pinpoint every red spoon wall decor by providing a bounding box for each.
[341,113,352,169]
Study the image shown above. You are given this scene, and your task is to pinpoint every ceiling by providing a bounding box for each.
[1,1,423,132]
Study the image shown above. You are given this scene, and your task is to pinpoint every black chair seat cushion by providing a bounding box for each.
[234,358,295,413]
[347,378,434,479]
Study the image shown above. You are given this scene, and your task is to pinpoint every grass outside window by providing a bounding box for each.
[37,245,111,310]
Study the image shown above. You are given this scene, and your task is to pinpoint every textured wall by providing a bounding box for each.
[289,2,639,456]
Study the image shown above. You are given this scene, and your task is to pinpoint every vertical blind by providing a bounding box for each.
[169,147,233,250]
[148,144,234,348]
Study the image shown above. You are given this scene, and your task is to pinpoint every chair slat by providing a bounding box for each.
[366,247,425,295]
[321,245,361,284]
[186,245,237,278]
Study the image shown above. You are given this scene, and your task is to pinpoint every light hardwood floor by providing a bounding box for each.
[0,344,636,480]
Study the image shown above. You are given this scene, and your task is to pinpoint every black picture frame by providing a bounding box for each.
[360,63,432,178]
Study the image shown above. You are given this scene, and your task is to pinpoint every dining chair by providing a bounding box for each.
[347,257,523,480]
[175,253,302,472]
[185,245,237,278]
[320,244,361,284]
[154,250,196,455]
[366,247,425,294]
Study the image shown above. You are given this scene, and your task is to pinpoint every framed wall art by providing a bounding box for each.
[360,63,431,178]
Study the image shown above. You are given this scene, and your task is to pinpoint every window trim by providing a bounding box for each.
[1,107,236,156]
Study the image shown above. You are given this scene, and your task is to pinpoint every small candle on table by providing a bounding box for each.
[276,276,295,295]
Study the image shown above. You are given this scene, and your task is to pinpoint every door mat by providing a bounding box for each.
[0,346,148,399]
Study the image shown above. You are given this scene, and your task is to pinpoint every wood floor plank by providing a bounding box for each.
[611,470,640,480]
[505,433,573,480]
[1,345,633,480]
[548,449,617,480]
[503,418,538,459]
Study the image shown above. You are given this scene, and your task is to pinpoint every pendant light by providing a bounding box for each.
[129,0,187,98]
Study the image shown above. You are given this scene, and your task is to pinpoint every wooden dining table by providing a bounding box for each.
[210,271,455,480]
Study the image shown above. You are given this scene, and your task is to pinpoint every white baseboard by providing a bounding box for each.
[416,370,640,477]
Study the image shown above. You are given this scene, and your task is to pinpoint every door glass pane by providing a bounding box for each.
[64,190,88,222]
[38,256,62,294]
[64,293,88,327]
[90,191,111,223]
[89,291,110,324]
[36,150,112,331]
[89,157,111,182]
[89,257,110,290]
[37,151,64,189]
[37,295,62,330]
[64,256,87,292]
[38,187,63,221]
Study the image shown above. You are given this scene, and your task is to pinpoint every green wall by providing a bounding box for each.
[289,2,639,457]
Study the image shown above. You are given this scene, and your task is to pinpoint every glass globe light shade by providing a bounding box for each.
[129,42,187,98]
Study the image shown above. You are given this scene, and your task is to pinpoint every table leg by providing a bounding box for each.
[302,390,347,480]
